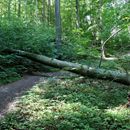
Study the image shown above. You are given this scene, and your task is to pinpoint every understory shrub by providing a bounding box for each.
[0,18,56,84]
[0,19,55,57]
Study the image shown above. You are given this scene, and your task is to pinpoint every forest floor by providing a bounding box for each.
[0,71,130,129]
[0,72,77,118]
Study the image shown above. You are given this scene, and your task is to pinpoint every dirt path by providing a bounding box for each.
[0,75,42,117]
[0,71,78,118]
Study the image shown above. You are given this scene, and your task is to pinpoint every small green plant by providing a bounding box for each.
[0,68,21,85]
[0,77,130,130]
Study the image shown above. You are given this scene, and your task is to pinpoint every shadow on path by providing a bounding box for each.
[0,75,41,117]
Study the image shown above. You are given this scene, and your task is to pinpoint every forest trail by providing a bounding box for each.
[0,75,42,118]
[0,72,77,118]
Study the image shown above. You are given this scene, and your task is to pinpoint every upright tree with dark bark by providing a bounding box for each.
[18,0,21,17]
[24,0,27,19]
[55,0,62,57]
[35,0,38,19]
[75,0,80,28]
[8,0,11,20]
[42,0,45,22]
[48,0,51,24]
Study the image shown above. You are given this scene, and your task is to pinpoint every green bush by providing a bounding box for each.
[0,18,56,84]
[0,68,21,85]
[0,19,55,56]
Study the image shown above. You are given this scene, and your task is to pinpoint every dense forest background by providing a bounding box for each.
[0,0,130,83]
[0,0,130,129]
[0,0,130,84]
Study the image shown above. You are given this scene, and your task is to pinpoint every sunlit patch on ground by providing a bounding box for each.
[0,76,130,129]
[106,105,130,119]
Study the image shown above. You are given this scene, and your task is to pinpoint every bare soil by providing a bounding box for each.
[0,75,41,117]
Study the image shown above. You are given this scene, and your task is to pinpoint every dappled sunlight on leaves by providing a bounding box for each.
[106,106,130,120]
[0,77,130,129]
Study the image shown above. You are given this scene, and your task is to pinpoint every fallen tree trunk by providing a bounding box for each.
[2,49,130,85]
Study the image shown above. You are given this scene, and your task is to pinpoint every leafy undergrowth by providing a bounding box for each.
[0,76,130,130]
[0,68,21,85]
[0,54,54,85]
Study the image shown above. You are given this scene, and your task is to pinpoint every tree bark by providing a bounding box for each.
[18,0,21,18]
[24,0,27,19]
[48,0,51,24]
[2,49,130,85]
[35,0,38,19]
[55,0,62,57]
[75,0,80,28]
[8,0,11,20]
[42,0,45,22]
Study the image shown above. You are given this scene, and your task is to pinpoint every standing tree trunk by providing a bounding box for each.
[8,0,11,20]
[18,0,21,18]
[55,0,62,57]
[48,0,51,24]
[24,0,27,19]
[42,0,45,22]
[35,0,38,19]
[98,0,105,67]
[14,0,17,15]
[75,0,80,28]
